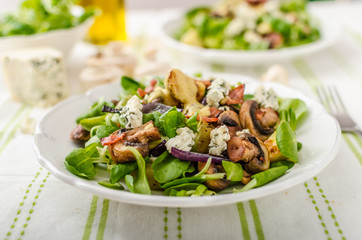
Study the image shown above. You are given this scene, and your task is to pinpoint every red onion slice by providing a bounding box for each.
[170,147,229,163]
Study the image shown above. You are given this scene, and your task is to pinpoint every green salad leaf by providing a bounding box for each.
[160,158,225,189]
[234,166,288,192]
[121,76,145,95]
[124,147,151,195]
[168,184,214,197]
[270,160,295,170]
[164,183,205,196]
[278,98,308,126]
[280,0,306,12]
[110,162,138,184]
[76,99,106,124]
[243,94,254,101]
[85,136,100,147]
[222,161,243,182]
[156,107,186,138]
[279,108,297,131]
[64,143,99,179]
[125,175,135,192]
[186,111,199,132]
[276,121,299,162]
[79,115,106,131]
[142,111,162,124]
[98,180,124,190]
[152,152,190,184]
[95,125,118,139]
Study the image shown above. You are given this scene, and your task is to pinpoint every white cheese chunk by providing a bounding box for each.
[244,30,263,44]
[233,2,262,29]
[166,127,195,152]
[209,125,230,156]
[225,18,245,37]
[254,85,279,110]
[120,95,143,129]
[236,129,250,137]
[206,78,230,108]
[218,106,230,111]
[1,47,69,107]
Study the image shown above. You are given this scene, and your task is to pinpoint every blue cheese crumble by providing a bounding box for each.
[120,96,143,129]
[236,129,250,136]
[206,78,230,107]
[209,125,230,156]
[166,127,195,152]
[254,85,279,110]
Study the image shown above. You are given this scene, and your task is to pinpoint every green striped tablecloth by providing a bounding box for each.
[1,2,362,240]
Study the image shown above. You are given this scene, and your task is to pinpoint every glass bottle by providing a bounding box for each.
[79,0,127,44]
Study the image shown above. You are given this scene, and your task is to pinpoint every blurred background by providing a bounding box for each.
[0,0,220,12]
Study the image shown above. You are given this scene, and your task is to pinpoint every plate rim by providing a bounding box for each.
[33,73,342,208]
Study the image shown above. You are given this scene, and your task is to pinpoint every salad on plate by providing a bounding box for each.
[175,0,320,50]
[65,69,308,197]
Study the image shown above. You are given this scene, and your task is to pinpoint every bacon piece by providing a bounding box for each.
[137,88,147,98]
[209,107,223,118]
[137,79,158,98]
[201,117,219,123]
[101,130,126,145]
[227,84,245,105]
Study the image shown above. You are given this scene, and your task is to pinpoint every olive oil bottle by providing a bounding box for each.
[79,0,127,44]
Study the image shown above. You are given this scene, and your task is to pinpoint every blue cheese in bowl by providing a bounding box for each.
[1,47,69,107]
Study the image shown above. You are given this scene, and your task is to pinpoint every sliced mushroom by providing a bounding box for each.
[70,124,90,142]
[244,135,270,174]
[218,110,242,128]
[239,100,277,141]
[107,121,161,163]
[241,170,252,185]
[227,132,270,174]
[198,162,230,191]
[264,32,283,49]
[227,136,260,163]
[257,107,279,129]
[217,110,242,137]
[109,141,149,163]
[246,0,266,6]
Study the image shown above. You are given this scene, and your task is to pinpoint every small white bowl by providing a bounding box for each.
[0,18,93,57]
[159,12,340,66]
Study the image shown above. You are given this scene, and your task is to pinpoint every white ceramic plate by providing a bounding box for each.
[159,12,340,66]
[33,73,341,208]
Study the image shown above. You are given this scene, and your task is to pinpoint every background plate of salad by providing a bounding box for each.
[33,72,341,207]
[159,0,340,66]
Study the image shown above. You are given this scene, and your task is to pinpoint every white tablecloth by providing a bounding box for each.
[1,2,362,240]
